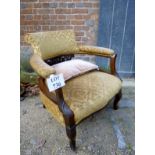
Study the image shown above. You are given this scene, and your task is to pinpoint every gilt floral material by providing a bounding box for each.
[24,30,79,59]
[79,45,114,56]
[30,54,56,78]
[40,71,121,125]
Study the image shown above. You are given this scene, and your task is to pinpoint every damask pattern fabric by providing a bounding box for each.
[24,30,79,59]
[79,45,114,56]
[24,30,115,60]
[30,54,56,78]
[40,71,122,125]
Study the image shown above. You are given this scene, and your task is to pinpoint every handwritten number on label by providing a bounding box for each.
[46,73,65,92]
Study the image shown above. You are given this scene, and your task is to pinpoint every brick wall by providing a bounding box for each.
[20,0,100,48]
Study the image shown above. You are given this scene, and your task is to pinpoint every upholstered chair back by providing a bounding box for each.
[24,30,79,60]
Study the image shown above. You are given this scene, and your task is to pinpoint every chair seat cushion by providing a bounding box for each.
[40,71,122,125]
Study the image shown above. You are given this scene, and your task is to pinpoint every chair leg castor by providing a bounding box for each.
[113,89,122,110]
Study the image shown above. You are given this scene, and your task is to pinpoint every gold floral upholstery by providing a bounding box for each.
[24,30,115,60]
[24,30,79,60]
[79,45,114,56]
[30,54,56,78]
[40,71,122,125]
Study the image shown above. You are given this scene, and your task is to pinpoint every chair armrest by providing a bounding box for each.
[30,54,56,78]
[78,45,114,57]
[79,45,118,76]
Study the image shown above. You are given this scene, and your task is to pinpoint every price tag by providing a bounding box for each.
[46,73,65,92]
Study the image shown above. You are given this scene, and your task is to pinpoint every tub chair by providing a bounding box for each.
[24,30,122,151]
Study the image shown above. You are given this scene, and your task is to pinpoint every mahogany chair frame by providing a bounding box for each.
[38,53,122,151]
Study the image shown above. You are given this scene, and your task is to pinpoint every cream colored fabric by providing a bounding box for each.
[52,59,99,81]
[79,45,114,56]
[30,54,56,78]
[24,30,79,60]
[40,71,122,125]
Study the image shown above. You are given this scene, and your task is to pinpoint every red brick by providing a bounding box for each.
[33,3,42,8]
[74,26,89,31]
[82,15,91,19]
[21,3,33,9]
[71,15,83,20]
[93,3,99,8]
[72,9,88,14]
[42,15,50,20]
[42,3,49,8]
[20,15,25,20]
[65,25,74,29]
[39,0,49,2]
[21,0,38,2]
[50,15,57,20]
[24,15,33,20]
[34,15,42,20]
[33,9,54,14]
[84,3,93,8]
[58,15,66,20]
[57,0,72,2]
[33,25,42,31]
[66,15,75,20]
[42,26,50,30]
[20,29,25,35]
[55,20,70,25]
[58,3,68,8]
[75,31,84,36]
[73,0,81,2]
[55,9,72,14]
[39,20,54,25]
[71,20,84,25]
[57,26,66,30]
[21,9,33,14]
[49,26,57,30]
